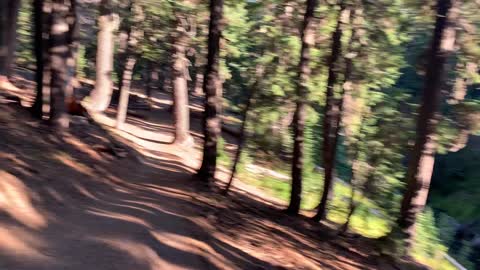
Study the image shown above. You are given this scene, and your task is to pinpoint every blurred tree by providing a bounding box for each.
[287,0,319,215]
[116,0,143,130]
[196,0,224,183]
[314,1,350,221]
[49,0,77,128]
[31,0,77,126]
[396,0,459,248]
[171,0,197,145]
[31,0,49,118]
[89,0,118,112]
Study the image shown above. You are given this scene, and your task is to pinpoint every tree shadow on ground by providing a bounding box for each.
[0,102,282,270]
[195,183,385,270]
[1,75,426,270]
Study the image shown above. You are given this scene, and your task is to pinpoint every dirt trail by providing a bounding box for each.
[0,83,426,270]
[0,99,255,270]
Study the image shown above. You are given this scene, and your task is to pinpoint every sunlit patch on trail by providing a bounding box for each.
[0,225,51,262]
[0,171,47,229]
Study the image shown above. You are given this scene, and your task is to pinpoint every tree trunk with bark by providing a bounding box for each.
[172,7,194,145]
[31,0,51,118]
[115,1,142,130]
[49,0,76,129]
[314,3,349,221]
[90,0,117,112]
[116,56,136,129]
[287,0,319,215]
[196,0,224,183]
[397,0,458,246]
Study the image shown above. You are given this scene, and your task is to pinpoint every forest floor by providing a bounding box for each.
[0,74,428,270]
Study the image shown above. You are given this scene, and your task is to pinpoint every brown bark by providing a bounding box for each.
[115,1,142,130]
[116,30,129,95]
[196,0,224,183]
[116,56,137,130]
[287,0,319,215]
[314,3,350,221]
[172,9,194,145]
[397,0,458,246]
[31,0,51,119]
[66,0,79,106]
[90,0,117,112]
[49,0,76,129]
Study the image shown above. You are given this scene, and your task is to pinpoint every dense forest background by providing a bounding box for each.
[2,0,480,269]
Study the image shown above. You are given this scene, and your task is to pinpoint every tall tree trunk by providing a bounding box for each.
[49,0,76,129]
[115,29,129,98]
[196,0,224,183]
[31,0,51,119]
[0,0,21,87]
[116,56,137,129]
[65,0,78,109]
[397,0,458,246]
[115,1,142,130]
[90,0,116,112]
[172,9,194,145]
[313,3,349,221]
[287,0,319,215]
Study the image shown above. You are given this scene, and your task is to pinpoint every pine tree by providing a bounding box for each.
[31,0,50,118]
[397,0,459,247]
[116,1,143,130]
[287,0,319,215]
[314,1,350,221]
[196,0,224,183]
[49,0,77,128]
[172,1,196,145]
[89,0,117,112]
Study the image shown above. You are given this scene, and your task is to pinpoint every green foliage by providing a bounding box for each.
[412,209,475,270]
[216,137,232,167]
[76,45,87,78]
[413,208,448,260]
[431,145,480,222]
[16,0,34,66]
